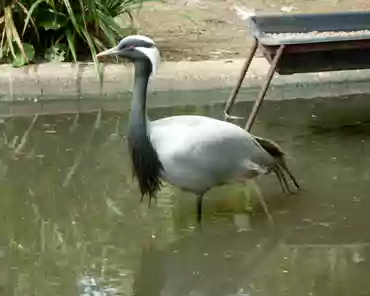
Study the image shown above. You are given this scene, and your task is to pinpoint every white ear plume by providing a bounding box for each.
[136,47,160,76]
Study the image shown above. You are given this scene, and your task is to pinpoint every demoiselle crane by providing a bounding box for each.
[96,35,300,223]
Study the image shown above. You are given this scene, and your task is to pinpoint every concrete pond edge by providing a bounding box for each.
[1,57,370,106]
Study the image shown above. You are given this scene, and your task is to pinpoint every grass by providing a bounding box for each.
[0,0,156,77]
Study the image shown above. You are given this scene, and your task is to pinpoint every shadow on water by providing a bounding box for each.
[2,94,370,295]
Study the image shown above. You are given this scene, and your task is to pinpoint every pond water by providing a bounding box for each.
[2,93,370,295]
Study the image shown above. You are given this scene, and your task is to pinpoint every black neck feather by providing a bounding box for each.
[127,60,163,204]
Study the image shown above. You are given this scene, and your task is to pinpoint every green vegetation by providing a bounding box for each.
[0,0,153,70]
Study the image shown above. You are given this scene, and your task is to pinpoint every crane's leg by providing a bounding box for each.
[248,180,274,225]
[197,194,204,224]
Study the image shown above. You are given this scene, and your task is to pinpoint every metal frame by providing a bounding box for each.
[223,39,285,132]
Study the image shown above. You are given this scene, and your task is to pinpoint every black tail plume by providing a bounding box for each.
[253,136,300,193]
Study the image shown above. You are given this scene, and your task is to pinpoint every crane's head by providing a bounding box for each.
[96,35,160,75]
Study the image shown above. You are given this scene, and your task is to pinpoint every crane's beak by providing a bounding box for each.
[96,46,160,76]
[96,47,120,59]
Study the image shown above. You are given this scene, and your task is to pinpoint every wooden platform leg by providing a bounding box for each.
[224,38,258,121]
[245,45,285,132]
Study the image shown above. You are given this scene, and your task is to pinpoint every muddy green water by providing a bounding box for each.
[2,94,370,295]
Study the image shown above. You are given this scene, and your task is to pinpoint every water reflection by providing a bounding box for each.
[2,94,370,295]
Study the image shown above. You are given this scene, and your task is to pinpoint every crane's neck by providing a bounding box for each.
[130,60,151,127]
[127,59,163,201]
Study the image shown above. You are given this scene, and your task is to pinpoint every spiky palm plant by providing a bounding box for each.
[0,0,154,73]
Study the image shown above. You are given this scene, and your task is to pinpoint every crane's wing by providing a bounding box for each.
[149,115,274,192]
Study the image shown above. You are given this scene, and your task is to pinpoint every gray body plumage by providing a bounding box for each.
[150,115,274,194]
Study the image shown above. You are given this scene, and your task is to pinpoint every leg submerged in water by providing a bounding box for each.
[247,180,274,224]
[196,194,204,224]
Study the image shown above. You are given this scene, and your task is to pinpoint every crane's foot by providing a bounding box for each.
[223,111,245,121]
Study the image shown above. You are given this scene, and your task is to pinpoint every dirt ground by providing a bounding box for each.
[128,0,370,61]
